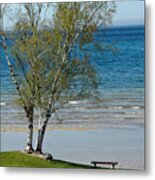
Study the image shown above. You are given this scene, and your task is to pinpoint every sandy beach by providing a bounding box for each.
[1,122,144,170]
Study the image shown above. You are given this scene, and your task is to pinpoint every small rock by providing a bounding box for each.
[43,153,53,160]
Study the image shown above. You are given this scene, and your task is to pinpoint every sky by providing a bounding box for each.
[2,0,144,29]
[113,0,144,26]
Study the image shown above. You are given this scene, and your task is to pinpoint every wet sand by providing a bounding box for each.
[1,123,144,170]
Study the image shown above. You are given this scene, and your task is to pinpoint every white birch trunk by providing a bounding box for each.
[35,115,49,153]
[35,52,67,153]
[2,34,34,152]
[25,111,34,153]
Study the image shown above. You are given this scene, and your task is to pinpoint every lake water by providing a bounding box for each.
[1,25,144,129]
[0,25,145,170]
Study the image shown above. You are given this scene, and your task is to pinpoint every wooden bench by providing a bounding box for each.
[91,161,118,169]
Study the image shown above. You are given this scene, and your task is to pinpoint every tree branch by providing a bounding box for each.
[1,34,29,114]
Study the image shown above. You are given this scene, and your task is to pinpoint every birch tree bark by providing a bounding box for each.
[1,34,34,153]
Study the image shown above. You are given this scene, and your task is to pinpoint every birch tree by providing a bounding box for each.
[0,3,51,153]
[0,4,35,153]
[1,2,116,155]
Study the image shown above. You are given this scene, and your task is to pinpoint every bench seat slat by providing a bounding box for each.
[91,161,118,169]
[91,161,118,165]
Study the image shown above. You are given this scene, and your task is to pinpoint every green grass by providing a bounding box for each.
[0,151,97,169]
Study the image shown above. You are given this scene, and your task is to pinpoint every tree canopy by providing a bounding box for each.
[0,2,116,154]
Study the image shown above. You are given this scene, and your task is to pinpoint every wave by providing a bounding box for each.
[68,101,80,105]
[108,106,123,110]
[0,102,6,106]
[68,100,88,105]
[132,106,140,110]
[108,105,142,110]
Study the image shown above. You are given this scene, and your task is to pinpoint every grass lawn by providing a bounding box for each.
[0,151,103,169]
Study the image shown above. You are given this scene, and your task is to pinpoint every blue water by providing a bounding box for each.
[0,25,144,127]
[1,25,144,93]
[94,25,144,89]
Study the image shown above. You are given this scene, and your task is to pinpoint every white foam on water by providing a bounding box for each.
[69,101,80,105]
[68,100,88,105]
[132,106,140,110]
[0,102,6,106]
[108,106,123,110]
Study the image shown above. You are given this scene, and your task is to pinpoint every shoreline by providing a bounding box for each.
[1,119,144,133]
[1,126,97,133]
